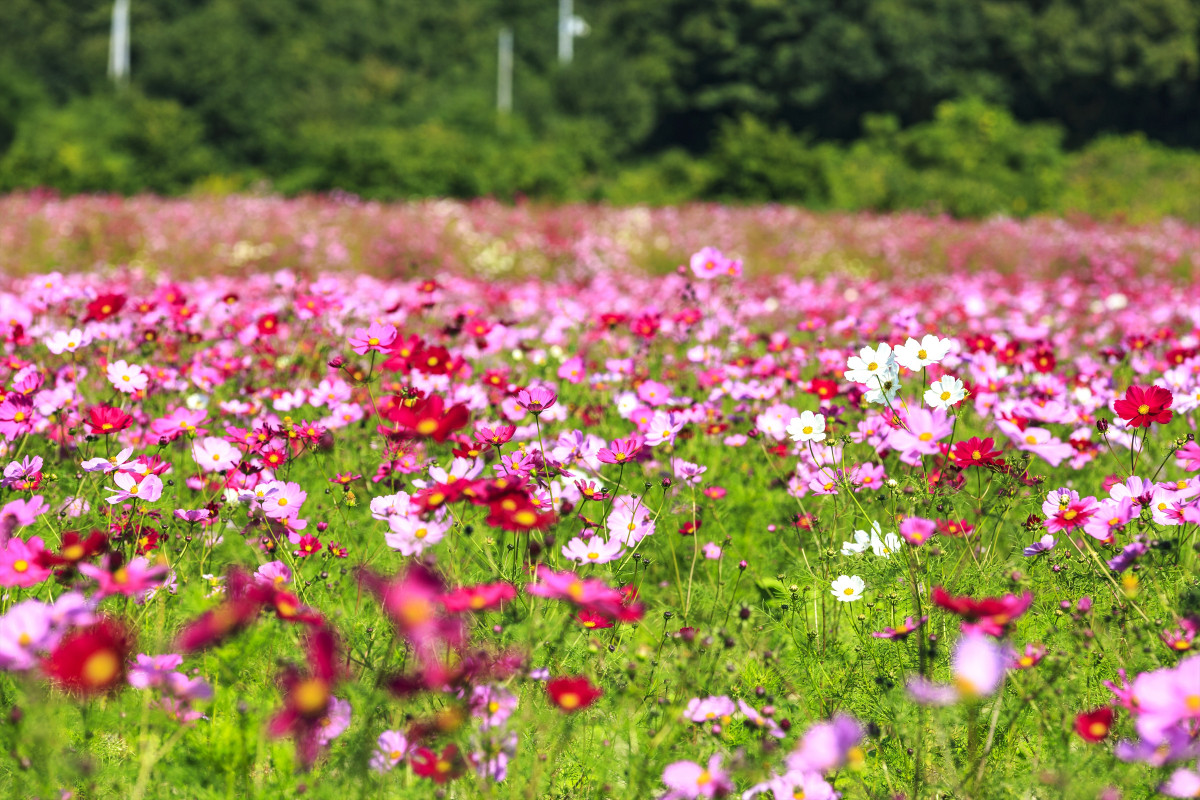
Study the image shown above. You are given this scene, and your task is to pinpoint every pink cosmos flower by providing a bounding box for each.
[899,516,937,546]
[262,481,307,519]
[105,472,164,505]
[1041,488,1098,533]
[515,386,557,415]
[597,435,644,465]
[0,536,52,587]
[127,653,186,689]
[349,321,398,355]
[683,695,736,724]
[0,496,49,542]
[561,536,625,565]
[107,360,148,393]
[192,436,241,472]
[151,407,209,441]
[661,754,733,799]
[525,565,640,621]
[786,714,865,774]
[1083,497,1135,543]
[0,395,35,439]
[1177,441,1200,472]
[79,556,168,599]
[370,730,411,773]
[643,411,685,447]
[908,632,1006,705]
[557,357,586,385]
[0,600,55,669]
[888,407,953,463]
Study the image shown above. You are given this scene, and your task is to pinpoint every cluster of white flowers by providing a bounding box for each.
[841,521,902,558]
[844,335,955,407]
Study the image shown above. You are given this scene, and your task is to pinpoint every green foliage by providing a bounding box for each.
[4,1,1200,213]
[1061,133,1200,222]
[0,90,217,195]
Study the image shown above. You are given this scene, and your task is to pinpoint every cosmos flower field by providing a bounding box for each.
[1,195,1200,799]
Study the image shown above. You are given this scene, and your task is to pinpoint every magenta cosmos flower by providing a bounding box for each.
[348,321,398,355]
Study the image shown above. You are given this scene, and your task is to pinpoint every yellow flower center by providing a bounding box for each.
[83,649,120,687]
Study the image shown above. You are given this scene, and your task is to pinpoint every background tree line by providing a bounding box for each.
[3,0,1200,219]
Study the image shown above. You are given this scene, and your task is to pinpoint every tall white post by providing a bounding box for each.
[558,0,573,64]
[109,0,131,85]
[497,26,514,113]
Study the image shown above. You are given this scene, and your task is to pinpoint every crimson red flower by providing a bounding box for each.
[36,530,109,569]
[547,675,603,712]
[176,568,273,652]
[267,627,342,769]
[1075,707,1114,742]
[807,378,838,400]
[384,394,470,443]
[485,492,556,531]
[256,314,280,336]
[1028,345,1056,374]
[930,586,1033,637]
[411,745,465,783]
[43,618,132,695]
[936,518,975,538]
[951,437,1003,468]
[440,582,517,613]
[84,293,126,322]
[577,610,614,630]
[1113,385,1173,428]
[87,405,134,435]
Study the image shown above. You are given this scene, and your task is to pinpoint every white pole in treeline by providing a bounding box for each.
[109,0,131,85]
[558,0,573,64]
[497,26,513,113]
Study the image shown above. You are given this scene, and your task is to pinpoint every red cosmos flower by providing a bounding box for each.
[1113,385,1174,428]
[87,405,134,436]
[262,449,287,469]
[256,314,279,336]
[84,293,126,322]
[1028,344,1056,374]
[807,378,839,401]
[176,568,273,652]
[1074,707,1114,742]
[411,745,466,784]
[411,345,454,376]
[577,610,614,629]
[440,582,517,613]
[546,676,603,712]
[679,519,702,536]
[295,535,322,557]
[412,478,474,512]
[951,437,1003,468]
[630,314,660,340]
[36,530,108,569]
[936,518,975,538]
[485,492,556,531]
[384,394,470,443]
[43,618,132,694]
[267,627,342,769]
[931,586,1033,637]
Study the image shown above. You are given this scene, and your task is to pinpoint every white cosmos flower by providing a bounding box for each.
[45,328,91,355]
[844,343,897,386]
[786,410,827,443]
[924,376,967,409]
[870,529,903,558]
[830,575,865,602]
[843,520,885,555]
[862,374,901,406]
[894,335,953,371]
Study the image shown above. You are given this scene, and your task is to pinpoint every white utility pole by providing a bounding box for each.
[497,26,514,113]
[109,0,131,85]
[558,0,589,64]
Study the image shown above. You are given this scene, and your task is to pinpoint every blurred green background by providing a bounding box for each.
[5,0,1200,220]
